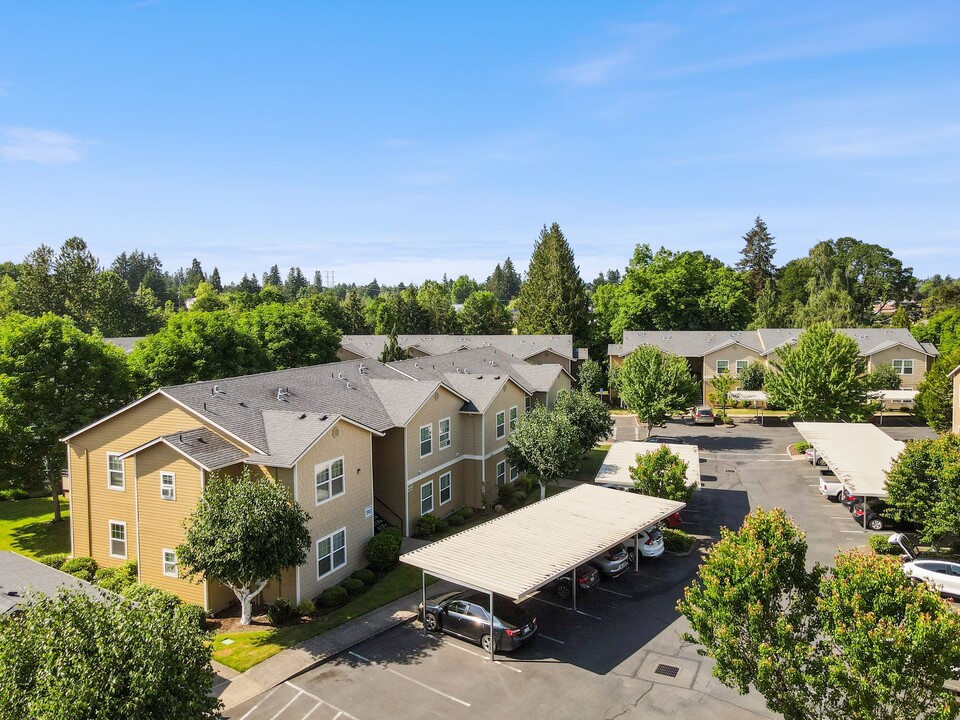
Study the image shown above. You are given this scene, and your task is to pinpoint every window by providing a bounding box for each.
[509,406,518,432]
[109,521,126,559]
[315,458,345,505]
[420,424,433,457]
[160,472,175,500]
[496,411,505,439]
[496,460,506,486]
[892,359,914,375]
[162,549,178,577]
[716,360,729,374]
[317,528,347,579]
[510,464,519,482]
[420,482,434,514]
[107,453,124,490]
[525,396,532,412]
[439,472,452,505]
[439,418,451,449]
[735,360,748,374]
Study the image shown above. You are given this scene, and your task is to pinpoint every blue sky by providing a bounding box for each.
[2,2,959,286]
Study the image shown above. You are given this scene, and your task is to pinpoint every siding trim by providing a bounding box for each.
[293,464,301,605]
[403,427,409,536]
[405,445,510,488]
[67,447,74,558]
[134,454,142,580]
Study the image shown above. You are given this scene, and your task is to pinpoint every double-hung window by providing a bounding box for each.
[496,460,506,486]
[162,549,178,577]
[496,411,505,439]
[735,360,748,374]
[160,472,176,500]
[420,424,433,457]
[107,453,124,490]
[892,359,914,375]
[716,360,729,374]
[317,528,347,579]
[509,406,518,432]
[439,418,451,450]
[510,464,519,482]
[315,458,345,505]
[420,482,434,514]
[109,521,126,559]
[439,472,452,505]
[525,396,532,412]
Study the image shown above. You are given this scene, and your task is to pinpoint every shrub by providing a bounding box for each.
[296,598,316,616]
[496,483,517,508]
[341,578,366,597]
[121,583,182,614]
[458,506,474,520]
[518,476,539,495]
[319,585,349,608]
[792,441,812,454]
[365,527,402,570]
[869,534,901,555]
[512,490,527,506]
[175,603,209,630]
[351,568,376,587]
[94,561,138,593]
[416,513,438,536]
[0,488,30,502]
[447,513,465,527]
[663,528,695,554]
[60,557,98,582]
[435,519,450,534]
[266,598,298,625]
[38,553,69,570]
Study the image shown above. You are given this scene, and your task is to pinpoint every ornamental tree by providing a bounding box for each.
[576,358,604,394]
[884,433,960,542]
[506,404,582,501]
[915,346,960,433]
[679,508,960,720]
[616,346,700,437]
[553,389,613,457]
[177,468,311,625]
[737,361,767,391]
[864,362,903,393]
[0,588,220,720]
[630,446,693,503]
[765,323,867,421]
[708,371,737,417]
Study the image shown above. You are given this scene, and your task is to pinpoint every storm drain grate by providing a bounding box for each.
[654,663,681,678]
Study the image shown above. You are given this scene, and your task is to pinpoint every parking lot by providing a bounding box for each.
[227,415,937,720]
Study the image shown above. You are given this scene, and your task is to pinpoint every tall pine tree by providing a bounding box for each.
[736,216,777,298]
[515,223,590,342]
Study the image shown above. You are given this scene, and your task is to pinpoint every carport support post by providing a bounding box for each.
[634,533,639,573]
[488,591,495,661]
[571,568,577,612]
[863,495,869,532]
[421,572,427,636]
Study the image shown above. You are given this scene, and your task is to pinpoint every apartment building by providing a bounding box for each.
[63,348,568,611]
[609,328,938,404]
[950,364,960,434]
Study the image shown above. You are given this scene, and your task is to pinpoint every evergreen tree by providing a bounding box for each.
[283,266,308,300]
[238,273,261,294]
[365,278,381,299]
[485,263,506,302]
[183,258,206,296]
[312,270,324,293]
[15,244,57,317]
[209,267,223,292]
[378,332,410,362]
[515,223,590,342]
[340,288,368,333]
[263,264,282,288]
[735,216,777,298]
[52,237,101,331]
[502,257,521,300]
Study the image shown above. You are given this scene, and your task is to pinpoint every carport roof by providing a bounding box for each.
[400,484,685,600]
[593,441,701,489]
[793,422,905,497]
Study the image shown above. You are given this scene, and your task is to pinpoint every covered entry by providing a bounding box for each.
[400,484,685,658]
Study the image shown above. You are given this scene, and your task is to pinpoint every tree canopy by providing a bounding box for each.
[552,389,613,457]
[458,290,512,334]
[630,446,693,503]
[735,216,777,297]
[506,404,582,501]
[885,434,960,542]
[615,347,700,437]
[915,347,960,433]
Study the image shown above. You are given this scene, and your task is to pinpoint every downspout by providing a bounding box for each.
[403,428,409,537]
[293,465,300,604]
[480,417,487,511]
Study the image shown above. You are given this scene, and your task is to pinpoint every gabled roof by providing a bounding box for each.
[119,427,248,471]
[948,364,960,379]
[340,334,576,362]
[615,330,762,358]
[757,328,933,357]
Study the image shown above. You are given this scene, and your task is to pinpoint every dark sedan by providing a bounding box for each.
[840,488,866,510]
[419,591,537,653]
[553,564,599,599]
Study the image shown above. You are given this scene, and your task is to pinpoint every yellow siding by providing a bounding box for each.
[702,346,761,380]
[482,382,526,451]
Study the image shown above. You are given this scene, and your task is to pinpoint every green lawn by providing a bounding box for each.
[0,497,70,559]
[213,563,435,672]
[573,443,611,483]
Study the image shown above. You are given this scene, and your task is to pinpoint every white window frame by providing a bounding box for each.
[439,417,451,450]
[509,406,518,432]
[716,360,730,374]
[892,359,914,375]
[109,520,127,559]
[162,548,178,577]
[496,411,505,439]
[496,460,506,486]
[315,457,345,506]
[525,395,532,412]
[419,424,433,458]
[316,527,347,580]
[160,472,176,500]
[735,360,748,374]
[510,464,519,482]
[439,472,452,506]
[420,481,434,515]
[107,452,125,490]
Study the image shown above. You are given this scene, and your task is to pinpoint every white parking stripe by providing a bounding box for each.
[237,688,277,720]
[444,641,523,672]
[597,586,632,599]
[284,681,358,720]
[348,651,471,707]
[301,702,323,720]
[284,681,320,702]
[538,634,565,644]
[269,691,302,720]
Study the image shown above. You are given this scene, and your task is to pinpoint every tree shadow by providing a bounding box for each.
[11,517,70,557]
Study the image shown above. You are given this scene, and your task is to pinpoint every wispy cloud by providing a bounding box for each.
[0,127,88,164]
[381,137,415,148]
[783,123,960,160]
[554,51,634,87]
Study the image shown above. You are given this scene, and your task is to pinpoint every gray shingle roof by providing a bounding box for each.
[0,551,106,615]
[341,334,575,361]
[757,328,931,356]
[161,428,249,470]
[102,336,146,353]
[243,411,340,468]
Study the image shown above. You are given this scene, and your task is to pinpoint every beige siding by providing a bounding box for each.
[295,419,375,603]
[868,346,927,388]
[482,381,527,453]
[372,428,405,529]
[546,374,572,408]
[953,373,960,434]
[459,414,482,457]
[405,388,467,479]
[526,349,572,373]
[336,347,365,361]
[702,346,762,380]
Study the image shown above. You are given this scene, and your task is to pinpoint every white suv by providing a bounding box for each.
[623,527,665,560]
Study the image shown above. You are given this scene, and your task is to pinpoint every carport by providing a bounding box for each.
[728,390,768,424]
[793,422,906,531]
[593,441,701,490]
[867,389,918,424]
[400,483,685,659]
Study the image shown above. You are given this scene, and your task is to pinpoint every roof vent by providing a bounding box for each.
[211,384,226,396]
[239,401,247,408]
[346,382,354,390]
[320,414,328,421]
[494,375,501,380]
[197,437,206,444]
[477,375,483,379]
[299,413,307,420]
[415,362,422,369]
[277,388,289,401]
[338,372,346,381]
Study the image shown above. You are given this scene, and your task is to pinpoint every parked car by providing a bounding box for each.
[693,406,715,426]
[804,447,827,466]
[840,488,866,510]
[419,591,537,653]
[589,544,630,578]
[552,564,599,599]
[818,470,844,501]
[851,499,893,531]
[623,527,665,561]
[642,436,687,445]
[903,559,960,599]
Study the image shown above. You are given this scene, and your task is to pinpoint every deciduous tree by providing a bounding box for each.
[177,468,311,625]
[576,358,604,394]
[553,389,613,456]
[630,446,693,502]
[885,433,960,542]
[737,361,767,391]
[616,346,700,437]
[915,347,960,433]
[506,405,582,501]
[237,302,341,370]
[459,290,511,334]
